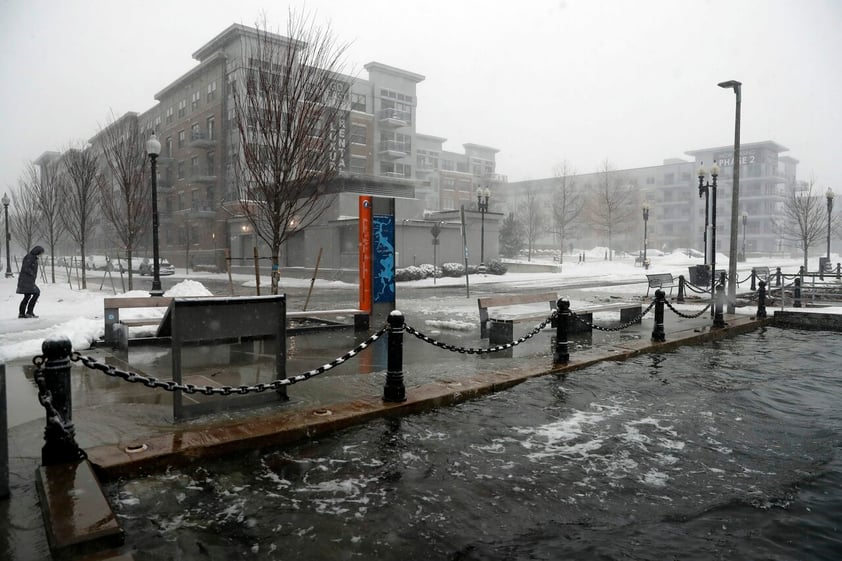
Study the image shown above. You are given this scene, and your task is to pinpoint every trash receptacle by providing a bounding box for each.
[688,264,711,286]
[819,256,831,273]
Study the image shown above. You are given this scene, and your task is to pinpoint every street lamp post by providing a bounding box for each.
[2,193,11,278]
[146,134,163,297]
[698,163,720,315]
[642,203,650,270]
[741,211,748,262]
[719,79,741,314]
[827,187,835,265]
[476,186,490,270]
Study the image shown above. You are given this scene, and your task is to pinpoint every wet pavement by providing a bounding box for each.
[1,275,764,560]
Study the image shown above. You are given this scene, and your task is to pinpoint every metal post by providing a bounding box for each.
[713,283,726,329]
[553,299,570,364]
[750,268,757,291]
[383,310,406,402]
[651,289,666,342]
[776,267,782,287]
[756,280,767,319]
[146,135,163,297]
[2,193,11,278]
[794,277,802,309]
[719,80,742,314]
[0,363,8,498]
[677,275,685,303]
[38,336,84,466]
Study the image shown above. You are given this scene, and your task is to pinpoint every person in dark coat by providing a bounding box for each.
[16,245,44,318]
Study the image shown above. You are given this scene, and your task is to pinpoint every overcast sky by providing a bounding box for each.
[1,0,840,196]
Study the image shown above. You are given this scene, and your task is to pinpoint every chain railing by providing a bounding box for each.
[32,285,775,466]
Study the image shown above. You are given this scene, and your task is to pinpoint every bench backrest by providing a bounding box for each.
[477,292,558,310]
[754,266,770,279]
[646,273,674,287]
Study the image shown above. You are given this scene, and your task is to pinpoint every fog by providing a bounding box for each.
[1,0,840,191]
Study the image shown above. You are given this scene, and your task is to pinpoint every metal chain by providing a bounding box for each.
[683,281,712,294]
[406,313,555,354]
[32,357,88,461]
[71,325,389,395]
[569,301,655,332]
[664,300,712,319]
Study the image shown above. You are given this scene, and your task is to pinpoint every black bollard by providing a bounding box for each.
[756,280,767,318]
[794,277,802,308]
[776,267,782,287]
[713,283,726,328]
[837,263,840,280]
[553,299,570,364]
[651,289,666,342]
[383,310,407,403]
[750,268,757,291]
[677,275,685,303]
[38,336,84,466]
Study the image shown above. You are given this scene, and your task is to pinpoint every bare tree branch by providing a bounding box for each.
[549,161,584,263]
[95,111,151,289]
[232,10,351,293]
[61,144,103,289]
[774,177,830,270]
[589,159,637,260]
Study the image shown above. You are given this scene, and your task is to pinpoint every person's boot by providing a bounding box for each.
[18,313,26,318]
[25,312,38,318]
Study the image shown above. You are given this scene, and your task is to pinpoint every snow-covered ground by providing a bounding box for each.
[1,248,838,363]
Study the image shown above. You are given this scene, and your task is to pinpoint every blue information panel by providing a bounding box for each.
[373,214,395,303]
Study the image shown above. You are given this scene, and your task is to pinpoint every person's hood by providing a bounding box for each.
[31,246,44,256]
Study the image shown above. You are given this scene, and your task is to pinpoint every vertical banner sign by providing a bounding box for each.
[359,197,372,312]
[373,213,396,304]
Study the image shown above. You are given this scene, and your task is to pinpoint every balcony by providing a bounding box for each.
[378,140,410,159]
[189,131,216,148]
[378,108,410,128]
[192,174,218,184]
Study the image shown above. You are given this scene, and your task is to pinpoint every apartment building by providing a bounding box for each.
[86,23,500,271]
[503,140,798,257]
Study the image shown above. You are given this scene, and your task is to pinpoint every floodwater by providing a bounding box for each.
[105,327,842,560]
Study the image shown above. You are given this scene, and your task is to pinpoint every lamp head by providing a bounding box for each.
[827,188,835,201]
[1,192,8,206]
[146,133,161,157]
[718,80,742,93]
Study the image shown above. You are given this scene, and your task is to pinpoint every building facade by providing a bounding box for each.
[503,140,799,258]
[85,24,502,272]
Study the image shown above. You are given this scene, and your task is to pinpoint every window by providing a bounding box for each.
[207,116,215,140]
[350,92,366,112]
[191,156,199,177]
[165,107,173,123]
[154,116,161,128]
[350,123,366,144]
[191,123,200,141]
[350,156,367,175]
[207,81,217,101]
[177,130,185,148]
[191,91,200,110]
[207,152,215,175]
[380,162,411,178]
[177,161,185,180]
[165,137,173,157]
[206,186,215,204]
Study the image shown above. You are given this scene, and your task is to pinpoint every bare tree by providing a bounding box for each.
[232,11,351,294]
[589,159,637,260]
[516,184,546,262]
[61,145,103,289]
[549,161,584,264]
[96,111,150,289]
[10,180,41,261]
[32,157,66,282]
[775,177,834,270]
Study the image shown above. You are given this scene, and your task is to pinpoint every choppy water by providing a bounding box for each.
[107,327,842,560]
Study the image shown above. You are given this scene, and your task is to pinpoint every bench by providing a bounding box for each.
[569,303,644,334]
[646,273,676,297]
[753,266,771,283]
[477,292,557,340]
[103,296,173,346]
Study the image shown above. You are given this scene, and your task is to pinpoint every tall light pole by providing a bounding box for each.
[741,211,748,262]
[476,186,490,270]
[699,163,720,315]
[2,192,11,278]
[719,79,741,313]
[642,202,650,270]
[827,187,835,264]
[146,134,163,296]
